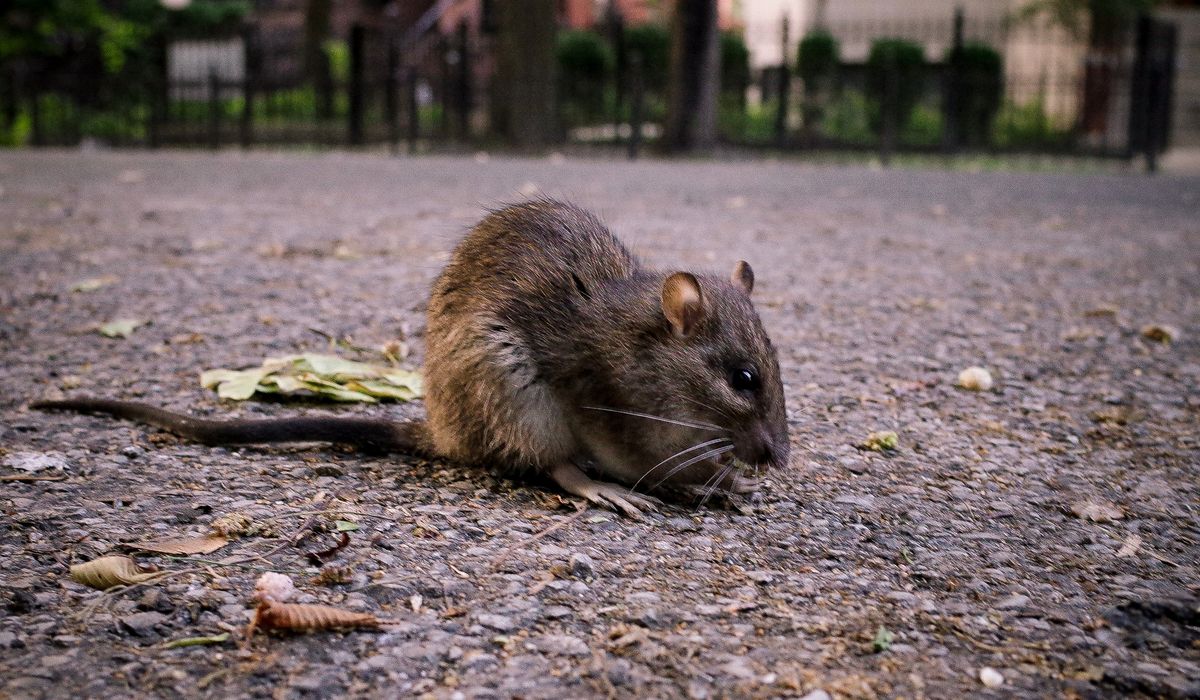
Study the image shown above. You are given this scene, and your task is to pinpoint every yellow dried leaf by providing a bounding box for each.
[69,555,159,589]
[210,513,253,537]
[98,318,146,338]
[859,430,898,452]
[70,275,119,293]
[252,601,378,633]
[133,534,229,555]
[1140,324,1179,344]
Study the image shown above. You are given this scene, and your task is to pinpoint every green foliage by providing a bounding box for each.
[823,90,874,144]
[865,38,926,135]
[993,98,1073,148]
[557,30,614,124]
[558,30,614,84]
[720,32,750,96]
[1016,0,1157,38]
[948,42,1003,146]
[323,40,349,83]
[624,23,670,93]
[797,31,839,87]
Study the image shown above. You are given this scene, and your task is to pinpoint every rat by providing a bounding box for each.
[33,200,789,517]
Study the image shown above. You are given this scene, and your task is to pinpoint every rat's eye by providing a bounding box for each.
[729,366,760,393]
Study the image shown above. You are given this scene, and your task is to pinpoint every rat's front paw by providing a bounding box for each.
[550,462,661,518]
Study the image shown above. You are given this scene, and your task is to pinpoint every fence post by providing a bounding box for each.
[942,6,964,154]
[457,20,472,140]
[348,24,365,146]
[240,23,257,149]
[207,69,221,149]
[774,13,791,147]
[386,37,399,153]
[148,33,168,149]
[628,51,644,160]
[608,8,626,146]
[407,68,420,153]
[880,50,897,166]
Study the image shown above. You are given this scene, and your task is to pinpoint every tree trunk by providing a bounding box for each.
[492,0,557,149]
[663,0,720,153]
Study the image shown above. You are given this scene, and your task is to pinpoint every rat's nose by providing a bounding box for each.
[741,426,787,469]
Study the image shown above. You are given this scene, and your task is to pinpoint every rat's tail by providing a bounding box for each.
[31,398,432,455]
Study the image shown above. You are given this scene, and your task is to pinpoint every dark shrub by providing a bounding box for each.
[624,23,670,93]
[557,30,614,121]
[947,42,1003,146]
[865,38,925,135]
[720,32,750,97]
[797,31,838,89]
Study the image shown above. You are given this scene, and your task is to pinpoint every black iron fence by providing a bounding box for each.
[0,9,1178,167]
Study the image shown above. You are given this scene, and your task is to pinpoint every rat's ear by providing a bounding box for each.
[731,260,754,295]
[662,272,705,337]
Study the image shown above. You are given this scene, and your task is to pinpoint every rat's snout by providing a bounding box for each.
[738,425,788,469]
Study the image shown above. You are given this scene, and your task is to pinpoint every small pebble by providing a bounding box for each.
[980,667,1004,688]
[957,366,994,391]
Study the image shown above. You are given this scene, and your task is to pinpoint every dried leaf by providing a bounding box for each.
[252,600,378,633]
[98,318,146,338]
[1116,534,1143,557]
[163,632,230,649]
[1140,324,1179,344]
[1071,500,1124,523]
[69,555,159,589]
[4,451,70,473]
[133,534,229,555]
[306,531,350,565]
[859,430,898,452]
[872,625,894,652]
[200,353,421,403]
[200,368,270,401]
[70,275,119,293]
[210,512,253,537]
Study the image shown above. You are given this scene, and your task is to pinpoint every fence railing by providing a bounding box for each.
[0,10,1178,168]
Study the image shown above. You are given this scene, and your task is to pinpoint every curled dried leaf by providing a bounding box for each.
[69,555,159,590]
[210,512,254,537]
[252,600,378,633]
[133,534,229,555]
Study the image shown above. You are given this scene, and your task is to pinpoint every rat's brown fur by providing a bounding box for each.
[34,200,788,516]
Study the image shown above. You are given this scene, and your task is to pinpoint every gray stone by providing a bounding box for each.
[476,613,516,632]
[568,552,595,577]
[119,611,168,636]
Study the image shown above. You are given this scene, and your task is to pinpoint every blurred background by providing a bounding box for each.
[0,0,1194,168]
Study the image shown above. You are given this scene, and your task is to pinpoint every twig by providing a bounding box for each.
[489,504,588,570]
[255,508,397,524]
[0,474,67,482]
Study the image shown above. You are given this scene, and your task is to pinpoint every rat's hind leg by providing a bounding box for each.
[550,462,661,518]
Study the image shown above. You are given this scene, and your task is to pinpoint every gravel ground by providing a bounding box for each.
[1,150,1198,699]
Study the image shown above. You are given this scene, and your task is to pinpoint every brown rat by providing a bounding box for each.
[34,200,789,516]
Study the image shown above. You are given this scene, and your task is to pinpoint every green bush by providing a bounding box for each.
[624,23,670,94]
[557,30,614,123]
[993,98,1072,149]
[720,32,750,97]
[797,31,838,88]
[865,38,925,135]
[947,42,1003,146]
